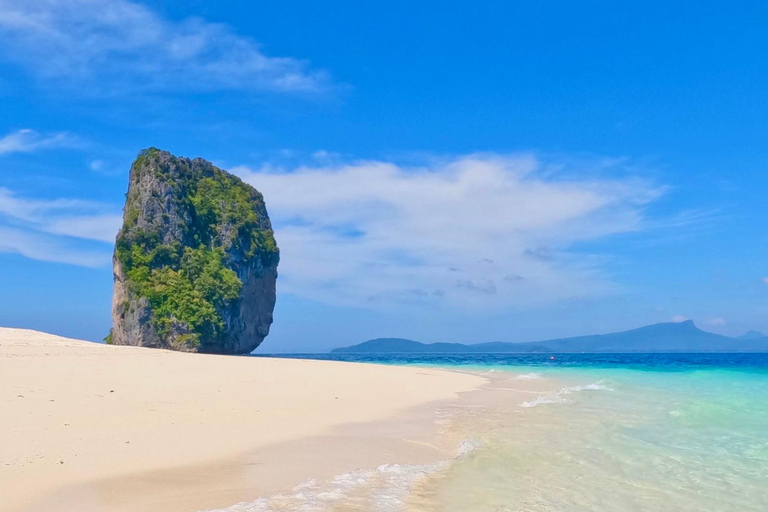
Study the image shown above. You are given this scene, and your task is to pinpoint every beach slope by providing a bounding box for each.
[0,328,483,512]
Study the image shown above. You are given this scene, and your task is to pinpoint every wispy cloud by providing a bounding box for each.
[0,187,120,266]
[234,153,666,310]
[0,187,121,243]
[0,129,75,155]
[0,226,110,267]
[0,0,333,95]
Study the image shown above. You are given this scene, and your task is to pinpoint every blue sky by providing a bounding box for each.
[0,0,767,351]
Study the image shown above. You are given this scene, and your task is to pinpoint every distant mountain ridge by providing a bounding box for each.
[332,321,768,353]
[738,330,766,340]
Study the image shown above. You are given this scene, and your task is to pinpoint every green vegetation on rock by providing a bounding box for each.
[114,148,279,351]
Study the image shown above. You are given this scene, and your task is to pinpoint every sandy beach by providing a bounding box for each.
[0,328,486,512]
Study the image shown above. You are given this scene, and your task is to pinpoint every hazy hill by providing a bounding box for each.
[738,330,766,340]
[332,321,768,353]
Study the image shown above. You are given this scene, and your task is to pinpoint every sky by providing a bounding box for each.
[0,0,767,352]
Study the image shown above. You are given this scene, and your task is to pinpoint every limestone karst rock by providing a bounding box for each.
[110,148,279,354]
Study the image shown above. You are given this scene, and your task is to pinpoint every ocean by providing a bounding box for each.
[232,353,768,511]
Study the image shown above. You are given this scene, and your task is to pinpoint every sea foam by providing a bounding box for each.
[515,372,543,380]
[208,440,481,512]
[521,381,612,408]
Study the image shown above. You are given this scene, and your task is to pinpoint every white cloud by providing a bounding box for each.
[0,226,110,267]
[762,277,768,285]
[671,315,689,323]
[457,279,497,294]
[0,0,332,94]
[0,187,120,267]
[0,188,95,221]
[707,318,726,326]
[235,153,665,310]
[43,215,122,243]
[0,129,73,155]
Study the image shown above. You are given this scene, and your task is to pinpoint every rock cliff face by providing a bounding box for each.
[110,148,279,354]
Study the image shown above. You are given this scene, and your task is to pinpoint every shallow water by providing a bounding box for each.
[236,353,768,511]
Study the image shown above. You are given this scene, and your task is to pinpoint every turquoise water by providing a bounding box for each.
[247,354,768,511]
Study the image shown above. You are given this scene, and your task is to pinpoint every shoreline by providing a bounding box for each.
[0,328,486,512]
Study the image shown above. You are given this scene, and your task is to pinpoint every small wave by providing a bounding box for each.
[520,395,568,407]
[457,438,482,456]
[207,440,481,512]
[521,381,611,408]
[207,465,434,512]
[515,372,543,380]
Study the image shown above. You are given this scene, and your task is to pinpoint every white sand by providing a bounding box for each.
[0,328,485,512]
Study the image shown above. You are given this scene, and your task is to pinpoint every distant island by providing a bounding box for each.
[332,321,768,353]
